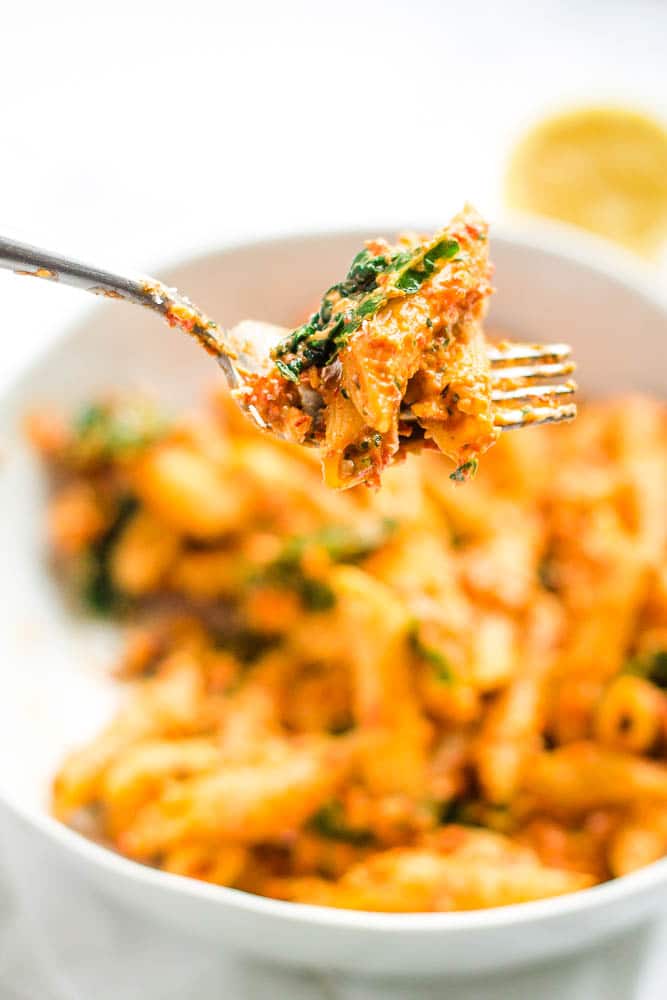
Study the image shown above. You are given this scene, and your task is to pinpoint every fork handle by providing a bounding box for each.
[0,234,240,387]
[0,234,161,310]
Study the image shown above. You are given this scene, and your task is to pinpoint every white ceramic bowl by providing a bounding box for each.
[1,223,667,1000]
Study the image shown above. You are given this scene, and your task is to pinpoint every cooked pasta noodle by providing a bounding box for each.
[239,207,499,489]
[28,382,667,912]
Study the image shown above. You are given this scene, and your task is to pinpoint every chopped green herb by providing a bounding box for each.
[437,800,470,825]
[300,578,336,612]
[440,801,511,829]
[390,250,412,269]
[409,625,454,683]
[449,458,479,483]
[283,521,396,565]
[213,630,282,665]
[338,250,392,296]
[272,231,460,380]
[71,399,166,466]
[82,495,138,614]
[252,557,334,613]
[423,238,460,271]
[328,718,355,736]
[449,528,469,549]
[250,523,394,613]
[309,800,374,846]
[538,549,559,593]
[395,269,425,293]
[274,359,300,383]
[357,294,384,318]
[624,649,667,689]
[74,403,106,436]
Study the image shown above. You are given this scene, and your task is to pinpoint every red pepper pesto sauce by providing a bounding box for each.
[239,208,499,489]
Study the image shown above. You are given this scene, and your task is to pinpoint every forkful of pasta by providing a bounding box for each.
[0,205,575,489]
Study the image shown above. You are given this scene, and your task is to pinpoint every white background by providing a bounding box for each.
[1,1,667,996]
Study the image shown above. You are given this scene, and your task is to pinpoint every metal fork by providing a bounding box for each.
[0,235,576,435]
[485,343,576,430]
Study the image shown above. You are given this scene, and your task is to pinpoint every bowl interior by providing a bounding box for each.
[0,225,666,815]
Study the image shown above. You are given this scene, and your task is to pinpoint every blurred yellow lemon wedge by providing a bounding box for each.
[505,106,667,257]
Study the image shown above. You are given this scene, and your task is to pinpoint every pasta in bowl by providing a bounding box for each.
[27,365,667,912]
[2,225,667,994]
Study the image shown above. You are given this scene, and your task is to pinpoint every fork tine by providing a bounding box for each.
[491,360,576,384]
[494,402,577,430]
[487,343,572,366]
[491,380,576,403]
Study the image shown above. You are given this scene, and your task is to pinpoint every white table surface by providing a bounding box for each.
[1,1,667,996]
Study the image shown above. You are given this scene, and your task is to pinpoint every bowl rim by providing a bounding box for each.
[4,215,667,934]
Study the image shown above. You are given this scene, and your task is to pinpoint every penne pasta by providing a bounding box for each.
[31,386,667,911]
